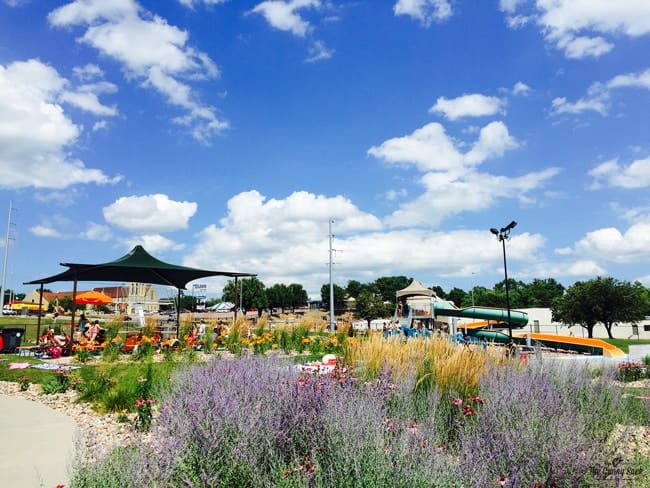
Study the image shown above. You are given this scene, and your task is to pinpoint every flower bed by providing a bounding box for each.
[69,354,650,487]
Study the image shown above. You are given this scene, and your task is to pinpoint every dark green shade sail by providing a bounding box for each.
[24,245,255,289]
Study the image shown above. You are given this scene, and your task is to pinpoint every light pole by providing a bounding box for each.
[490,221,517,339]
[470,271,475,307]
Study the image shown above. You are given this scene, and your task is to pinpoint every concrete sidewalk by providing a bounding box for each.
[0,394,78,488]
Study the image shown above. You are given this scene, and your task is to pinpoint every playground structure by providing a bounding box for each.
[394,280,626,358]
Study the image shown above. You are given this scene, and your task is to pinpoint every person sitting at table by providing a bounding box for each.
[86,320,101,343]
[53,330,73,354]
[39,326,56,345]
[77,313,89,336]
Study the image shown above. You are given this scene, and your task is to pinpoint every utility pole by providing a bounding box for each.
[1,201,14,315]
[329,219,335,332]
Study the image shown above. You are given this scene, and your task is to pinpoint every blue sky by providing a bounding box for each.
[1,0,650,299]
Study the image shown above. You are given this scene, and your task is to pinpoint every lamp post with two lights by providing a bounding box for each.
[490,221,517,339]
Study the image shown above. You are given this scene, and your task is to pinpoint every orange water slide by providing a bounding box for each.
[514,332,626,358]
[461,320,491,330]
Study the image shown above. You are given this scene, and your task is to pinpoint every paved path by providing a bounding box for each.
[0,394,78,488]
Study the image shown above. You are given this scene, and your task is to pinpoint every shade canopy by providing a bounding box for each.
[25,245,255,290]
[75,290,113,306]
[396,280,434,298]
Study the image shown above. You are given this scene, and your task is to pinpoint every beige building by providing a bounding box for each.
[23,283,159,315]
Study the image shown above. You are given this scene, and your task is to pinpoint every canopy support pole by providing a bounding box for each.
[234,276,239,322]
[36,283,44,342]
[70,279,78,339]
[176,288,181,338]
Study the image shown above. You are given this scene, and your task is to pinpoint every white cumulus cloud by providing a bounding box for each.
[250,0,320,37]
[30,225,64,238]
[179,0,228,8]
[368,121,518,172]
[80,222,113,241]
[589,157,650,189]
[48,0,227,142]
[502,0,650,58]
[368,120,558,228]
[572,221,650,263]
[512,81,531,96]
[551,82,609,116]
[182,190,549,295]
[103,194,198,233]
[608,68,650,90]
[430,93,506,120]
[119,234,186,253]
[0,59,122,190]
[393,0,452,26]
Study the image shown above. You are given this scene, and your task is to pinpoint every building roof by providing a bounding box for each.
[396,280,434,298]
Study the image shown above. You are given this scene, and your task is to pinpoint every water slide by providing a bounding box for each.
[433,304,625,357]
[515,333,625,358]
[467,329,625,358]
[433,305,529,328]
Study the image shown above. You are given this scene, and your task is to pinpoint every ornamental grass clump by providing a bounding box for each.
[456,362,631,487]
[345,334,505,399]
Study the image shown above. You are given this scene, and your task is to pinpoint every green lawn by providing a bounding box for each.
[0,316,146,344]
[604,338,650,354]
[0,316,58,343]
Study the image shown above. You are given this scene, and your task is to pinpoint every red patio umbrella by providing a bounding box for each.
[74,290,113,305]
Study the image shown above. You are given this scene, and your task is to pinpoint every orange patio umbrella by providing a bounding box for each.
[74,290,113,305]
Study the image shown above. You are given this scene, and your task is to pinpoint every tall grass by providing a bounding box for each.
[345,335,508,399]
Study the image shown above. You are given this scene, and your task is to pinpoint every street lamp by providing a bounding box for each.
[490,221,517,339]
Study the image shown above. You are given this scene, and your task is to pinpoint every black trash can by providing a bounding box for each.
[1,327,25,354]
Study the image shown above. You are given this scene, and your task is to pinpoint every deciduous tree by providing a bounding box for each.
[552,277,647,338]
[354,290,388,325]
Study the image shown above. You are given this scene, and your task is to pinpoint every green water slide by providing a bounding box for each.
[433,305,529,328]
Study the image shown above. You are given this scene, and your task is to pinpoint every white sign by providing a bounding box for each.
[136,304,145,328]
[629,345,650,362]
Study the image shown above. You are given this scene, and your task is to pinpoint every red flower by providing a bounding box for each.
[452,398,463,406]
[283,470,292,478]
[462,404,475,416]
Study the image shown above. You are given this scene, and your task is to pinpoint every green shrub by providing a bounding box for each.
[75,367,114,404]
[41,369,72,394]
[131,338,155,362]
[202,332,213,353]
[102,341,122,362]
[617,362,646,382]
[75,347,93,364]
